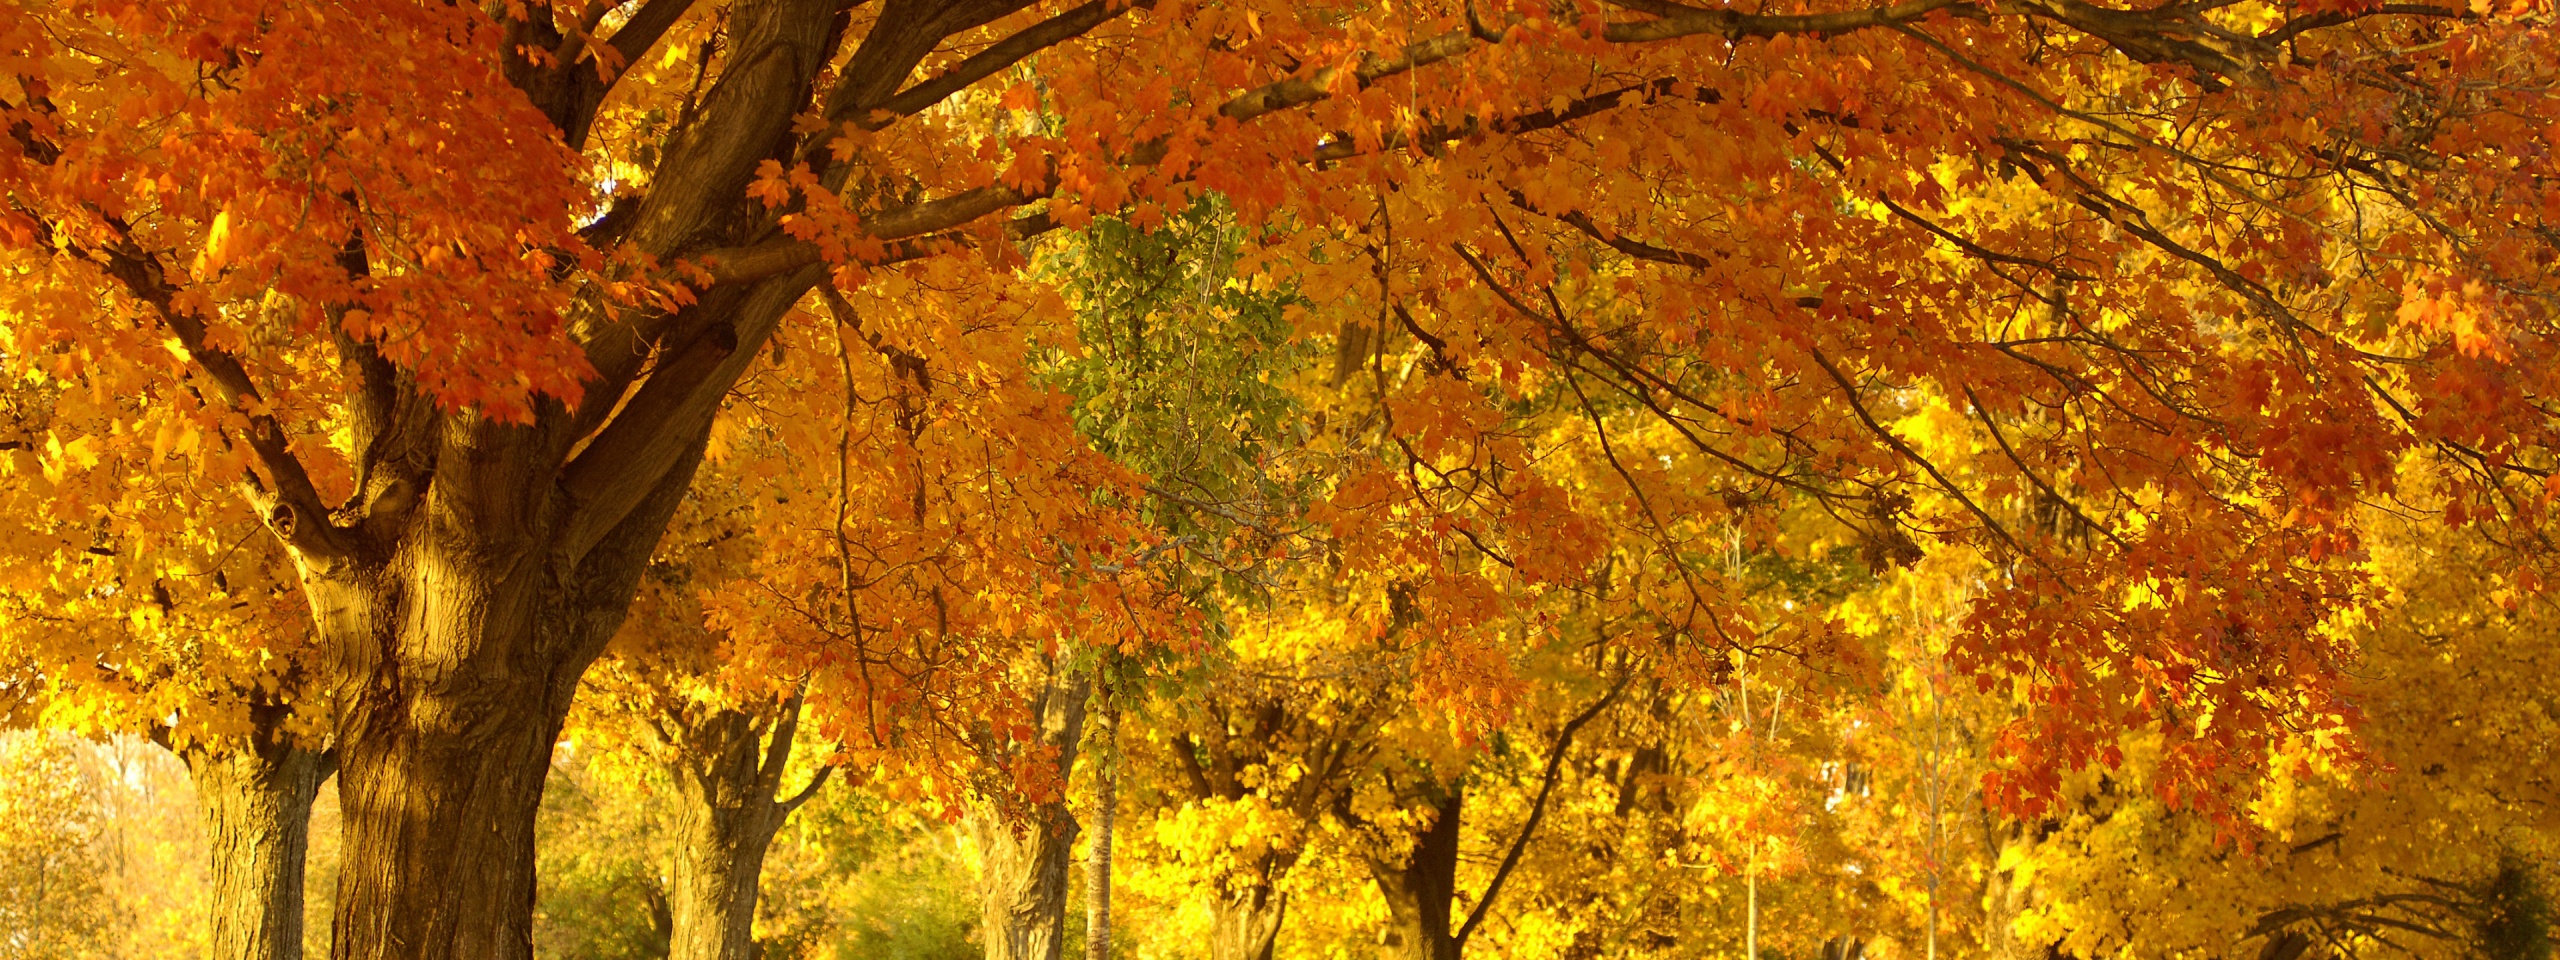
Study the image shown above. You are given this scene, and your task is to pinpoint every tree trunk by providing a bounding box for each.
[1208,884,1288,960]
[1086,676,1115,960]
[328,659,580,960]
[183,739,332,960]
[975,663,1090,960]
[199,2,926,956]
[1367,787,1464,960]
[665,692,825,960]
[318,434,716,960]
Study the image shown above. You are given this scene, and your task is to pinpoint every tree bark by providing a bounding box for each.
[326,645,585,960]
[975,663,1090,960]
[665,692,826,960]
[319,430,719,960]
[1085,686,1115,960]
[1367,787,1464,960]
[183,739,333,960]
[1208,885,1287,960]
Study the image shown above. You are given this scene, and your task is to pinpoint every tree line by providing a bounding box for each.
[0,1,2556,958]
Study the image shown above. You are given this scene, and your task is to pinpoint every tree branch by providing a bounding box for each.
[558,263,826,562]
[778,764,835,814]
[857,0,1158,129]
[1963,385,2129,550]
[1804,346,2028,559]
[88,238,353,566]
[609,0,705,72]
[1455,671,1630,949]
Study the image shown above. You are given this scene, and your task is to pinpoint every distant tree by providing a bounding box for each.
[0,731,118,960]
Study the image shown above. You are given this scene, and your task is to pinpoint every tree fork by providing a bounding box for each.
[1207,884,1288,960]
[976,661,1091,960]
[664,688,828,960]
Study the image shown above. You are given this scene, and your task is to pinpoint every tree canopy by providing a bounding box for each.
[0,0,2556,958]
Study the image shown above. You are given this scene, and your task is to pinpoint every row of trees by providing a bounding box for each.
[0,0,2556,957]
[9,496,2554,960]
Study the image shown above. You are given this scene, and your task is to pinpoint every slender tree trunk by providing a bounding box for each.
[976,663,1090,960]
[1208,883,1288,960]
[183,739,332,960]
[1367,787,1464,960]
[665,692,825,960]
[1085,681,1115,960]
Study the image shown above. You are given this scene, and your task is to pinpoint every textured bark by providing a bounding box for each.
[322,572,618,958]
[183,739,331,960]
[320,426,719,960]
[665,693,824,960]
[1367,788,1465,960]
[1207,885,1287,960]
[81,0,1196,954]
[975,665,1090,960]
[308,3,847,950]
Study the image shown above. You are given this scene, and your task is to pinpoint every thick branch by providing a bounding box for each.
[858,0,1158,128]
[90,242,352,565]
[558,264,826,561]
[609,0,705,72]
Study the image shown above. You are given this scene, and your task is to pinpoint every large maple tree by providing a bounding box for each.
[1,0,2552,957]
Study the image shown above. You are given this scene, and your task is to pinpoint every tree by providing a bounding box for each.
[5,1,2555,957]
[0,731,120,960]
[0,461,333,960]
[673,224,1184,960]
[579,461,831,960]
[970,656,1092,960]
[1123,599,1396,960]
[1983,502,2560,960]
[182,708,336,960]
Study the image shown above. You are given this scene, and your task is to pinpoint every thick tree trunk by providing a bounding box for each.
[183,740,332,960]
[975,800,1081,960]
[975,664,1090,960]
[318,437,715,960]
[329,663,578,960]
[1208,885,1287,960]
[1368,787,1464,960]
[236,3,920,957]
[665,692,824,960]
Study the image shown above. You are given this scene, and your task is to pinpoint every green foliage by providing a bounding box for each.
[1038,199,1322,601]
[2474,857,2553,960]
[534,747,674,960]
